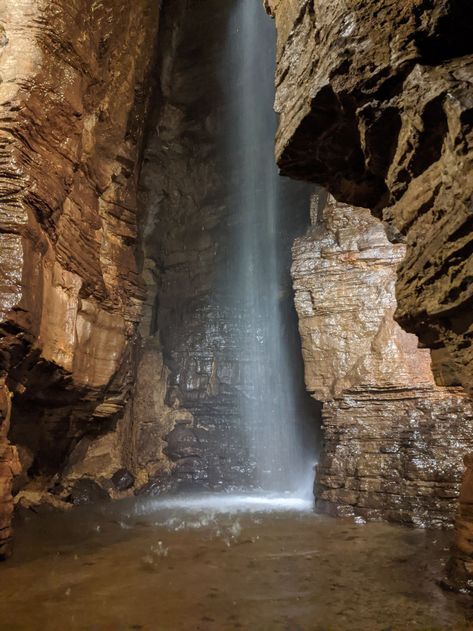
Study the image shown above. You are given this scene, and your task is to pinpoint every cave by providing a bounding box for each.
[0,0,473,629]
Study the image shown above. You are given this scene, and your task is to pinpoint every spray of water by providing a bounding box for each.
[226,0,315,496]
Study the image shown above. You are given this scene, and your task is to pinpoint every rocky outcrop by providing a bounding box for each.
[266,0,473,394]
[292,195,473,526]
[0,0,161,547]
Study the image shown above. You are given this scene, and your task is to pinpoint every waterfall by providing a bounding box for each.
[224,0,314,495]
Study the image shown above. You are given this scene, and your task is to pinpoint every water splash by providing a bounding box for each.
[136,494,314,517]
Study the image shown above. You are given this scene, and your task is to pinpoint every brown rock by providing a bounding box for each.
[0,380,20,558]
[0,0,161,554]
[269,0,473,393]
[446,454,473,592]
[292,196,473,526]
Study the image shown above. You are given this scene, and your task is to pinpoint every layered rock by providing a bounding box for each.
[266,0,473,394]
[137,0,317,491]
[137,0,247,490]
[446,455,473,591]
[292,196,473,526]
[0,0,161,549]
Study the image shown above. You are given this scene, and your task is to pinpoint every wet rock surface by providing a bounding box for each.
[111,469,135,492]
[0,0,161,546]
[0,381,20,558]
[137,0,316,491]
[446,455,473,592]
[69,479,110,506]
[292,196,473,526]
[137,0,248,490]
[267,0,473,394]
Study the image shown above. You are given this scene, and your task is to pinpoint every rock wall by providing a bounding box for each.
[0,381,20,558]
[292,195,473,526]
[137,0,248,491]
[0,0,161,551]
[137,0,318,492]
[266,0,473,394]
[446,455,473,591]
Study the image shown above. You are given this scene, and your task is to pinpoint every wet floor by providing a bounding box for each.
[0,494,471,631]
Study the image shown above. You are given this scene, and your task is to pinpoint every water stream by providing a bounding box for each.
[226,0,313,494]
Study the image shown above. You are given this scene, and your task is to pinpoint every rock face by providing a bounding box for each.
[0,0,161,549]
[137,0,317,491]
[266,0,473,394]
[0,380,20,558]
[447,455,473,591]
[137,0,248,490]
[292,195,473,526]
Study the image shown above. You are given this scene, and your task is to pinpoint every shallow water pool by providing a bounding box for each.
[0,494,470,630]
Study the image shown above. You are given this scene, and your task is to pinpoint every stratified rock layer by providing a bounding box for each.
[292,196,473,526]
[447,455,473,591]
[0,0,160,550]
[138,0,250,490]
[267,0,473,394]
[137,0,316,491]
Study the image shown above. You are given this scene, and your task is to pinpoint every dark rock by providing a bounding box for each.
[111,468,135,491]
[69,479,110,506]
[164,426,202,462]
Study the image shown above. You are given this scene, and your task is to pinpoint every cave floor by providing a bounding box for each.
[0,494,471,631]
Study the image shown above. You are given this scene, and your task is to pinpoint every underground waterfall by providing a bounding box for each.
[225,0,314,495]
[1,0,473,628]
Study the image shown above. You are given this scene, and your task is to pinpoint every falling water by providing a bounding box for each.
[225,0,314,494]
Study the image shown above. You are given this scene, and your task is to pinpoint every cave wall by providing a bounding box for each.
[292,195,473,526]
[267,0,473,589]
[266,0,473,394]
[137,0,318,492]
[137,0,248,491]
[0,0,161,553]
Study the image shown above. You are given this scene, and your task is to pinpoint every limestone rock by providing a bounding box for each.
[292,196,473,526]
[0,380,20,558]
[0,0,161,553]
[127,343,181,489]
[446,454,473,592]
[269,0,473,393]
